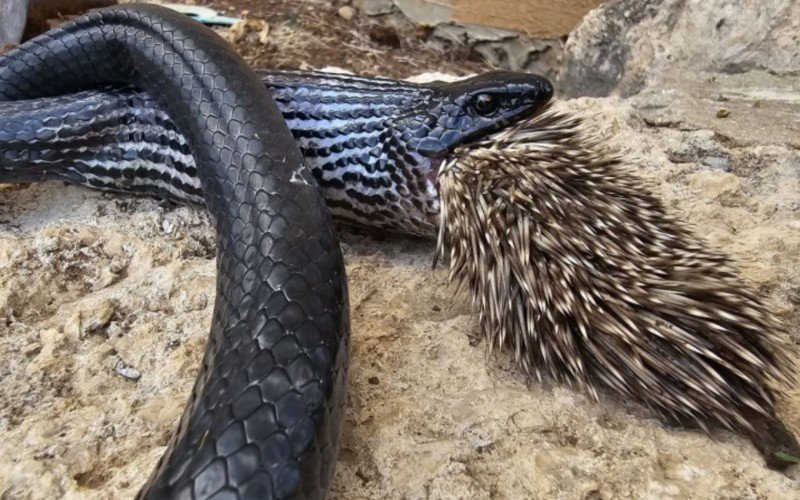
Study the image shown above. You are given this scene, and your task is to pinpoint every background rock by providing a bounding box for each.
[23,0,118,40]
[0,0,28,47]
[431,23,563,78]
[358,0,602,37]
[558,0,800,97]
[356,0,604,77]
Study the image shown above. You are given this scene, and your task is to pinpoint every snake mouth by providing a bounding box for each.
[439,102,556,176]
[429,102,556,193]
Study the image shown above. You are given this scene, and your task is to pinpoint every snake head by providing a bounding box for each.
[404,71,554,158]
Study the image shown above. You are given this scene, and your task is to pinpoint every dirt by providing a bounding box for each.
[169,0,486,79]
[1,0,800,499]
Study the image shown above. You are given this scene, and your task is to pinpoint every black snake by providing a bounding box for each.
[0,4,553,498]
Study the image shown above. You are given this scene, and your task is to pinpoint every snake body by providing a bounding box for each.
[0,69,552,237]
[0,5,553,498]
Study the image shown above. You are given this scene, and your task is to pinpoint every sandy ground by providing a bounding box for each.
[2,1,800,499]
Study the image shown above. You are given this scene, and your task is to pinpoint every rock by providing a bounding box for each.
[0,0,27,46]
[559,0,800,97]
[359,0,596,75]
[688,171,742,201]
[702,156,731,172]
[257,22,270,45]
[432,23,563,77]
[115,361,141,382]
[357,0,395,16]
[226,19,248,43]
[26,328,65,374]
[365,0,600,38]
[557,0,664,97]
[394,0,451,26]
[64,312,82,340]
[64,300,116,339]
[225,19,269,45]
[338,6,356,20]
[716,108,730,118]
[82,300,115,335]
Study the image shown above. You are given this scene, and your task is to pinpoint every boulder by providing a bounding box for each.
[558,0,800,97]
[0,0,28,47]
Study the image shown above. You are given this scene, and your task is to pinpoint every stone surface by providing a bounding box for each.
[358,0,604,75]
[338,6,356,20]
[356,0,395,16]
[451,0,602,39]
[395,0,451,26]
[359,0,603,38]
[225,18,270,45]
[558,0,800,97]
[23,0,117,40]
[0,0,27,46]
[432,23,563,78]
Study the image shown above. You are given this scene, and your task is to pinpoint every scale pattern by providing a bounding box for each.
[0,6,554,497]
[0,70,553,237]
[0,5,349,498]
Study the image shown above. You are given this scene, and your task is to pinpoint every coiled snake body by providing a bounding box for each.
[0,5,552,498]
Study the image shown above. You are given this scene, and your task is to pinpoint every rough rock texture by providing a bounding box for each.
[23,0,118,40]
[356,0,571,77]
[357,0,602,38]
[558,0,800,97]
[2,0,800,498]
[430,23,563,79]
[0,0,28,47]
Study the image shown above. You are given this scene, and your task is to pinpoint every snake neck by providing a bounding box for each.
[264,71,442,236]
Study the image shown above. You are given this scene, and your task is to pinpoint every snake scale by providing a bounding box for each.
[0,4,553,498]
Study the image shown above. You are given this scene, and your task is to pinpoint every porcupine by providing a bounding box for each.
[435,103,800,468]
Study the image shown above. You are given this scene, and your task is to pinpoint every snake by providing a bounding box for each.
[0,4,553,499]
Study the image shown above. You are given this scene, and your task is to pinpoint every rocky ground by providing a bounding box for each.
[1,0,799,498]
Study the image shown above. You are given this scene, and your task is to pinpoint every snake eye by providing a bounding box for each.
[473,93,498,115]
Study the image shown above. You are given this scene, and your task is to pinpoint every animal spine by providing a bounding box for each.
[436,104,800,467]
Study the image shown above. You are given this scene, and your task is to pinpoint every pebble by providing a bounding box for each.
[258,23,270,45]
[702,155,731,172]
[161,218,175,234]
[226,19,269,45]
[227,20,247,42]
[716,108,730,118]
[115,362,141,382]
[338,6,355,20]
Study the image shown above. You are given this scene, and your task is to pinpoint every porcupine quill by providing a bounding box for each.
[435,102,800,468]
